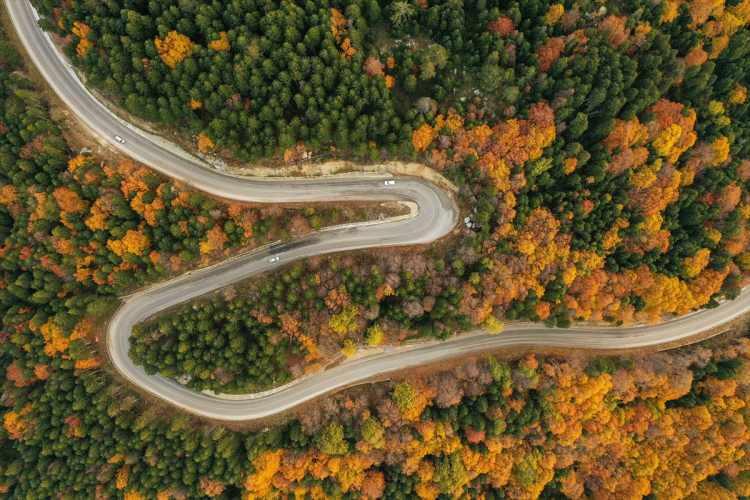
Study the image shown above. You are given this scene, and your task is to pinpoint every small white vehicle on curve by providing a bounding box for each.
[114,135,126,144]
[268,256,280,263]
[384,180,396,186]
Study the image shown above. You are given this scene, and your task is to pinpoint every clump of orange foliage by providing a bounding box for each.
[208,32,230,52]
[199,225,228,255]
[599,15,630,47]
[199,477,225,497]
[537,37,565,72]
[197,132,215,153]
[107,230,150,257]
[154,31,193,68]
[3,404,32,440]
[647,99,698,164]
[71,21,92,56]
[331,8,356,59]
[414,102,555,197]
[487,16,515,36]
[454,102,556,192]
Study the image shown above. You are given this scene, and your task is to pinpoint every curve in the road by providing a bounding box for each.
[9,0,750,421]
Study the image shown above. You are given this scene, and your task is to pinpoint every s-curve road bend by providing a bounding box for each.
[9,0,750,421]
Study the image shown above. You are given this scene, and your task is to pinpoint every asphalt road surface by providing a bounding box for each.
[9,0,750,421]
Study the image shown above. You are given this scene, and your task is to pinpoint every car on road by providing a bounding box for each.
[114,135,126,144]
[384,180,396,186]
[268,256,280,263]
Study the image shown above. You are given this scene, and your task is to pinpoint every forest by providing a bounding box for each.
[88,0,750,392]
[2,0,750,497]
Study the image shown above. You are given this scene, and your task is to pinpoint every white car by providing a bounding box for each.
[384,180,396,186]
[114,135,126,144]
[268,256,280,263]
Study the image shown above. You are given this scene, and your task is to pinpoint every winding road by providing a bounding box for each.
[9,0,750,421]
